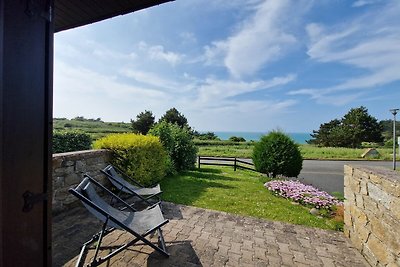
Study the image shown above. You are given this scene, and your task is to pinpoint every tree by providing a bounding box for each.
[131,110,155,135]
[308,119,341,146]
[192,131,220,140]
[159,107,189,129]
[309,106,383,148]
[229,136,246,142]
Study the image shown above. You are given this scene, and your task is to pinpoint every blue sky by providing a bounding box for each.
[54,0,400,132]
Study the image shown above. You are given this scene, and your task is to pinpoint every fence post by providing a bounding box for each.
[198,156,201,169]
[234,157,237,171]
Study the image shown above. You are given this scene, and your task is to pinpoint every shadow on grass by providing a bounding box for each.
[161,168,237,206]
[182,168,239,182]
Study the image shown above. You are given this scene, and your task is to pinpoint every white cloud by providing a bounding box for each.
[197,74,296,103]
[204,0,309,77]
[53,60,169,121]
[291,1,400,105]
[139,41,184,66]
[352,0,382,8]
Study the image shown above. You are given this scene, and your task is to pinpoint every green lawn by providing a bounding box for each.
[197,142,394,160]
[160,166,343,231]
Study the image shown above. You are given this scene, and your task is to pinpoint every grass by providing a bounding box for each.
[53,118,131,140]
[160,166,343,231]
[197,142,395,160]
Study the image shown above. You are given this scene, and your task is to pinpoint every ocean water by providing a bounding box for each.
[212,132,312,144]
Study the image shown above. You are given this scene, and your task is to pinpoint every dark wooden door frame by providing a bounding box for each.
[0,0,53,266]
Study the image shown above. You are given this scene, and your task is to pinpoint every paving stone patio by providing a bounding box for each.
[53,202,369,267]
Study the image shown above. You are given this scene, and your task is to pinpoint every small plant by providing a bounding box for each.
[265,180,342,210]
[252,131,303,177]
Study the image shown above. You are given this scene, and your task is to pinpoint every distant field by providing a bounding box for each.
[196,141,394,160]
[53,118,131,140]
[53,119,394,160]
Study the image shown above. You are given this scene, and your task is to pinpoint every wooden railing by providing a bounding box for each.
[197,156,257,172]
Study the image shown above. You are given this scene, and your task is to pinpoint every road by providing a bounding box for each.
[295,160,392,194]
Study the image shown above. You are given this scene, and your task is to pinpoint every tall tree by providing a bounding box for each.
[309,106,383,148]
[308,119,341,146]
[341,106,383,147]
[159,107,189,129]
[131,110,155,134]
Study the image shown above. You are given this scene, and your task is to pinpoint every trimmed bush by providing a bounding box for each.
[94,133,167,186]
[148,121,198,173]
[53,130,92,153]
[252,131,303,178]
[228,136,246,142]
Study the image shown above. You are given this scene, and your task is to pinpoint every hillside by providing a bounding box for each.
[53,118,132,140]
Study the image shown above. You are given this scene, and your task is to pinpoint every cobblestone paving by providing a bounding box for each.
[53,202,369,267]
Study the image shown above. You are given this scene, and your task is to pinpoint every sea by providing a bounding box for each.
[211,132,312,144]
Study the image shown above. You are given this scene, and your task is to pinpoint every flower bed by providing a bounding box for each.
[265,180,342,210]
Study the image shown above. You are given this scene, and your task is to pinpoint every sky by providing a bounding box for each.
[54,0,400,133]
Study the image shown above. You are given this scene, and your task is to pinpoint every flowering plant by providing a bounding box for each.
[265,180,342,210]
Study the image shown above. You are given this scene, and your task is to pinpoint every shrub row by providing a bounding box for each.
[53,130,92,153]
[193,140,254,146]
[93,123,198,185]
[94,133,167,186]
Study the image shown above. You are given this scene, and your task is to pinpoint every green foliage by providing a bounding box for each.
[310,106,383,148]
[192,131,220,140]
[53,130,92,153]
[158,107,189,129]
[228,136,246,142]
[380,119,400,140]
[53,118,131,140]
[94,133,167,186]
[149,121,198,173]
[130,110,155,135]
[252,131,303,178]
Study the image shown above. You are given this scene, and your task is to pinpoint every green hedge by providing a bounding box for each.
[94,133,167,186]
[193,139,254,146]
[53,130,92,153]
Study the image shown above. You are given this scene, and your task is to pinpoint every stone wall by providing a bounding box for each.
[52,149,112,214]
[344,165,400,267]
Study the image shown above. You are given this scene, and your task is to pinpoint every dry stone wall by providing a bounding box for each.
[344,165,400,267]
[52,149,111,214]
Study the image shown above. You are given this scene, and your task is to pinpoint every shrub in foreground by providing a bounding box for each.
[53,130,92,153]
[149,121,198,173]
[252,131,303,177]
[94,133,167,186]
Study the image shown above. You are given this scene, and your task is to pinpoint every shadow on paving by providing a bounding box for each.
[53,201,369,267]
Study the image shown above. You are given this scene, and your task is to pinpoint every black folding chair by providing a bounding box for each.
[69,174,169,267]
[101,164,162,205]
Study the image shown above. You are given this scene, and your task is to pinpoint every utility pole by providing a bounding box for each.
[390,109,399,170]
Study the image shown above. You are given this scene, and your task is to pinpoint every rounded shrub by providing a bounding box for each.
[94,133,168,186]
[148,121,198,173]
[252,131,303,178]
[53,130,92,153]
[228,136,246,142]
